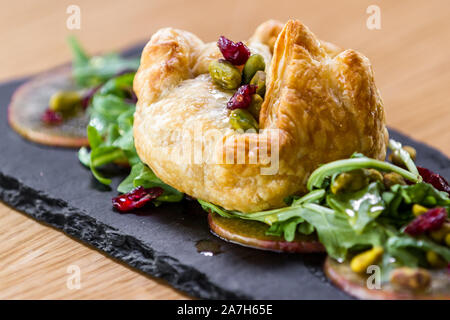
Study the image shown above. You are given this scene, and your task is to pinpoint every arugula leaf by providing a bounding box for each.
[391,183,450,208]
[298,221,315,235]
[117,162,183,202]
[198,200,236,219]
[86,125,103,149]
[90,145,125,168]
[67,36,139,88]
[115,162,140,193]
[382,233,450,277]
[378,227,450,279]
[79,125,126,184]
[99,72,135,98]
[202,198,385,260]
[388,139,418,175]
[387,235,450,262]
[70,38,182,205]
[381,182,450,227]
[78,147,91,167]
[350,152,366,159]
[199,189,386,259]
[67,35,89,67]
[297,204,385,260]
[89,94,134,131]
[327,182,385,234]
[292,189,326,206]
[75,55,139,88]
[84,117,182,204]
[199,199,319,240]
[199,177,450,266]
[266,217,305,241]
[112,129,135,152]
[73,37,450,273]
[307,157,421,191]
[91,165,112,185]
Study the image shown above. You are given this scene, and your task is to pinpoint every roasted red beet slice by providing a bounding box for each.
[417,166,450,195]
[227,84,257,110]
[8,67,89,148]
[217,36,251,65]
[112,186,164,212]
[208,212,324,253]
[404,207,447,236]
[324,257,450,300]
[41,109,63,125]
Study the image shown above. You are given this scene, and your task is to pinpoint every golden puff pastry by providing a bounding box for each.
[133,20,388,213]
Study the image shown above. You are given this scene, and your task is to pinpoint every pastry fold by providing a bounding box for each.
[133,20,388,213]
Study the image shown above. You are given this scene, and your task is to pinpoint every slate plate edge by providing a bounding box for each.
[1,43,448,299]
[0,172,248,300]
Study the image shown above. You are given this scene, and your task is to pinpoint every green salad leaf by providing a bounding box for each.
[72,37,183,205]
[200,196,386,260]
[327,182,385,234]
[117,162,183,202]
[391,182,450,208]
[381,182,450,227]
[297,203,385,260]
[388,139,418,176]
[68,36,140,88]
[71,37,450,274]
[307,157,421,191]
[79,92,182,203]
[266,217,307,241]
[387,235,450,262]
[199,153,450,270]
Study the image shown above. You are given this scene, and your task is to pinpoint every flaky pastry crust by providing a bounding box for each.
[133,20,388,213]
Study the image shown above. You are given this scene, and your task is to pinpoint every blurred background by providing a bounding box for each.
[2,0,449,154]
[0,0,449,299]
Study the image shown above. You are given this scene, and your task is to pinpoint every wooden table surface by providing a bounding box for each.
[1,0,449,299]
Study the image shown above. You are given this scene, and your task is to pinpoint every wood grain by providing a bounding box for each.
[0,0,449,299]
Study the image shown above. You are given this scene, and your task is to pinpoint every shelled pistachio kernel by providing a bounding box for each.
[248,94,263,119]
[364,168,383,183]
[390,267,431,291]
[49,91,82,114]
[242,54,265,84]
[250,70,266,97]
[388,145,417,166]
[445,233,450,247]
[209,59,242,90]
[330,169,369,194]
[229,109,259,131]
[350,246,383,273]
[426,251,447,268]
[429,222,450,242]
[383,172,406,189]
[412,204,429,217]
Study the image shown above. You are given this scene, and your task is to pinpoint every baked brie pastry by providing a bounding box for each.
[133,20,388,213]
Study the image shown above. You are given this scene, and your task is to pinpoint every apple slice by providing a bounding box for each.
[208,212,324,253]
[324,256,450,300]
[8,67,89,148]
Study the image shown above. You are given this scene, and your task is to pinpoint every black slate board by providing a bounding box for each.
[1,45,449,300]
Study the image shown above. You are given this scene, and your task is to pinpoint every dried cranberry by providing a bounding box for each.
[227,84,257,110]
[417,166,450,195]
[112,186,164,212]
[41,109,63,125]
[217,36,251,65]
[404,207,447,236]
